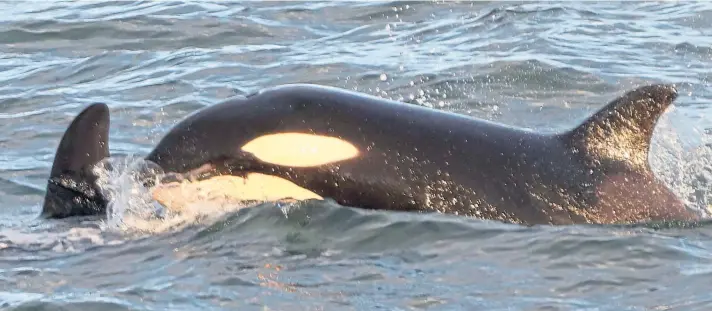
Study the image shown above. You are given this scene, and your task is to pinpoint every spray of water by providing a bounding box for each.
[650,112,712,218]
[92,156,263,235]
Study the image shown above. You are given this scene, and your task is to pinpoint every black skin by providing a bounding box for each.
[41,84,701,225]
[41,103,110,219]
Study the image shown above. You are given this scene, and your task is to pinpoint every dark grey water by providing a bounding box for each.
[2,1,712,310]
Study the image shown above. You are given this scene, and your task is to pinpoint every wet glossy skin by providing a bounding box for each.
[142,84,698,225]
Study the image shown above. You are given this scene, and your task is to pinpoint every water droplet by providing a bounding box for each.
[380,73,388,81]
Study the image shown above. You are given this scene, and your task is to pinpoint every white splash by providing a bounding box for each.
[649,112,712,217]
[92,156,260,235]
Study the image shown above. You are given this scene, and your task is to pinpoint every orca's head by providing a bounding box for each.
[42,103,111,218]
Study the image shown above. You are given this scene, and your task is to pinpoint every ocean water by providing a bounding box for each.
[2,1,712,310]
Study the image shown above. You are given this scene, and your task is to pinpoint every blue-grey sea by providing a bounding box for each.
[2,1,712,310]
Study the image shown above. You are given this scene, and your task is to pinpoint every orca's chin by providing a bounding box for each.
[150,172,323,213]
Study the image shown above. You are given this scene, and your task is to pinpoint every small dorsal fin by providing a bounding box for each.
[42,103,110,218]
[563,84,678,171]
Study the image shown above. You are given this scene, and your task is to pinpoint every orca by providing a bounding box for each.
[40,83,701,225]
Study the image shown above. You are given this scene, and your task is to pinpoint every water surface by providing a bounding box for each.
[2,1,712,310]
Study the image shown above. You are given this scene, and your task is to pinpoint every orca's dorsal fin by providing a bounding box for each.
[563,84,678,172]
[42,103,110,218]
